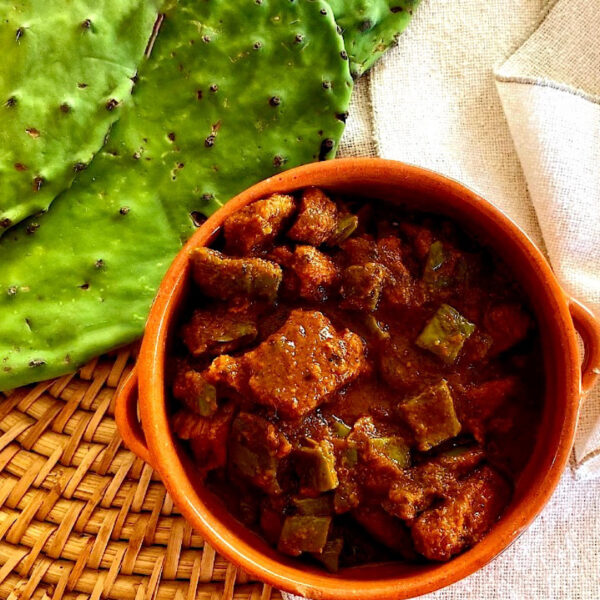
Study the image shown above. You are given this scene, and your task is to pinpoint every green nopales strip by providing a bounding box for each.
[0,0,162,232]
[0,0,353,390]
[327,0,420,78]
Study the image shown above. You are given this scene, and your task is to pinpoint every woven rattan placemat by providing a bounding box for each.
[0,347,280,600]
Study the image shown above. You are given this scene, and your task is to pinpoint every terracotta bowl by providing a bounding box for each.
[115,158,600,599]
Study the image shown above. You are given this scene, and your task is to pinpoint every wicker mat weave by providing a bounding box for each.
[0,347,280,600]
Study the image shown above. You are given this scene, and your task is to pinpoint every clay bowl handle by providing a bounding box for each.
[569,297,600,395]
[115,365,155,468]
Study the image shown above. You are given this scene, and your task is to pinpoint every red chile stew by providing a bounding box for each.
[168,188,543,570]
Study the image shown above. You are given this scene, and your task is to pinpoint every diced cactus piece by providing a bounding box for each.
[229,439,281,495]
[364,314,390,340]
[398,380,461,451]
[0,0,353,390]
[327,0,421,78]
[292,495,332,516]
[331,416,352,438]
[368,436,410,468]
[313,537,343,572]
[423,241,451,288]
[296,438,339,493]
[228,412,291,494]
[278,516,332,557]
[343,446,359,468]
[0,0,162,232]
[327,213,358,246]
[416,304,476,364]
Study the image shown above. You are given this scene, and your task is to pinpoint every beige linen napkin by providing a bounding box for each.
[495,0,600,478]
[283,0,600,598]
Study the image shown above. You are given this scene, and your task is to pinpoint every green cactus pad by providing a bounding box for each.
[0,0,162,233]
[327,0,420,78]
[0,0,353,390]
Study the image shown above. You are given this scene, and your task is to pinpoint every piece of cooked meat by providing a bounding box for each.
[190,247,282,303]
[173,368,218,417]
[384,446,485,522]
[205,309,366,419]
[181,305,258,356]
[411,465,511,561]
[484,302,532,355]
[287,187,338,246]
[272,245,340,302]
[171,403,235,472]
[455,377,520,442]
[340,263,388,312]
[224,193,295,255]
[352,505,417,560]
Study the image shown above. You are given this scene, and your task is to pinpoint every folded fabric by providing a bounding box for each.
[495,0,600,479]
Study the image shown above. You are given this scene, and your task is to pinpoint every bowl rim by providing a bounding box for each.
[136,157,580,599]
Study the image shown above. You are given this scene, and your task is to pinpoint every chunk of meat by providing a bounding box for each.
[378,336,439,393]
[287,188,338,246]
[173,368,217,417]
[181,306,257,356]
[340,263,387,312]
[339,236,417,308]
[206,310,366,419]
[190,247,282,303]
[484,302,532,355]
[399,222,434,260]
[455,377,519,442]
[347,417,408,495]
[352,506,417,560]
[411,466,511,561]
[224,193,295,255]
[377,237,410,282]
[384,446,484,522]
[385,463,454,522]
[397,380,462,451]
[379,236,426,308]
[340,236,378,265]
[460,329,494,363]
[171,404,234,472]
[232,412,292,459]
[272,245,339,302]
[228,412,291,494]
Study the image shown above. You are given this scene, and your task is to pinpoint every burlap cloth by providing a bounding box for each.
[286,0,600,597]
